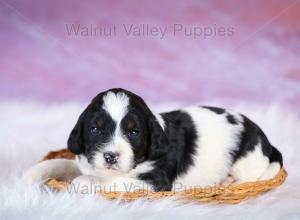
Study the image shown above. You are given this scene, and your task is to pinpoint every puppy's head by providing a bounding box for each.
[67,88,167,174]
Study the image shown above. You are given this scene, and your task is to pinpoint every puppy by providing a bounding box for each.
[23,88,283,192]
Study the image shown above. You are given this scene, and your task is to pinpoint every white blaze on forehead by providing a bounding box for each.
[102,91,129,122]
[100,91,134,172]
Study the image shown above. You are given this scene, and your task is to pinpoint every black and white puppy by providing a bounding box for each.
[23,88,283,192]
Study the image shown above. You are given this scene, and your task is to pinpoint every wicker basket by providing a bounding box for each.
[43,149,287,204]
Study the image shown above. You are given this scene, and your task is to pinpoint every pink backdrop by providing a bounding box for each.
[1,0,300,110]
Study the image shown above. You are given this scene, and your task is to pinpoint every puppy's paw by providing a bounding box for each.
[22,164,50,185]
[22,159,81,185]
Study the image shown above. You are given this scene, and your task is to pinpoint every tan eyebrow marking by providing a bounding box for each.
[127,119,136,130]
[96,119,104,128]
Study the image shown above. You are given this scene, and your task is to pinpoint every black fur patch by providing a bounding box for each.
[270,146,283,166]
[162,110,198,176]
[202,106,238,125]
[226,114,238,125]
[231,115,260,162]
[230,115,283,167]
[202,106,225,114]
[138,110,198,191]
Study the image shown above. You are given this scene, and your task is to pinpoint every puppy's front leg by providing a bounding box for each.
[22,159,81,185]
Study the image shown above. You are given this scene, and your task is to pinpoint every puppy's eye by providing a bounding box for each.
[127,129,139,137]
[90,127,101,135]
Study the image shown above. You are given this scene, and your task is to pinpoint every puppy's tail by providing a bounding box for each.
[259,146,283,180]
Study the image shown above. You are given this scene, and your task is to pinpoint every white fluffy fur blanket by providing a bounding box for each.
[0,101,299,220]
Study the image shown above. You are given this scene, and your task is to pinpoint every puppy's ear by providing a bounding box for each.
[67,110,87,154]
[148,117,168,160]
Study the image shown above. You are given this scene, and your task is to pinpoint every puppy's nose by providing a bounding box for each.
[103,152,119,165]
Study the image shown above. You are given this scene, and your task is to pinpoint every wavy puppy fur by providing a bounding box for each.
[24,88,283,192]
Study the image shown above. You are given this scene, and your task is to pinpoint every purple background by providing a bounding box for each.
[1,0,300,110]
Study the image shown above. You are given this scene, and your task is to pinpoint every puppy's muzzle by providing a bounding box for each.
[103,151,119,165]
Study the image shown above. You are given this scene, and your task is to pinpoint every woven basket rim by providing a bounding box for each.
[43,148,287,204]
